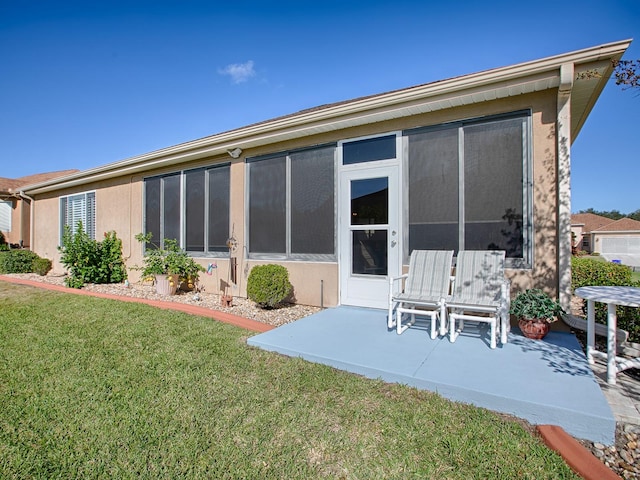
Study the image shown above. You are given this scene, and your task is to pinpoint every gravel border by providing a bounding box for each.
[4,273,321,328]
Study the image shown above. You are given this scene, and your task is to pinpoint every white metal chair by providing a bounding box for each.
[388,250,454,338]
[447,250,510,349]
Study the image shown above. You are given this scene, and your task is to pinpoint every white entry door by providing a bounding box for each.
[339,165,400,309]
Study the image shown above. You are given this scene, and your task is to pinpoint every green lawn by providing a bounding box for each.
[0,282,578,479]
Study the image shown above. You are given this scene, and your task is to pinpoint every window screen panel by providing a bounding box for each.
[290,146,335,254]
[408,127,459,252]
[249,156,286,254]
[463,118,524,257]
[162,174,181,246]
[144,177,161,248]
[343,135,396,165]
[208,164,230,252]
[185,169,205,252]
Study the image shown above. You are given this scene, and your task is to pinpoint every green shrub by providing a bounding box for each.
[134,233,204,287]
[59,224,127,288]
[571,256,632,288]
[32,257,52,276]
[571,256,640,343]
[0,250,39,273]
[247,264,292,308]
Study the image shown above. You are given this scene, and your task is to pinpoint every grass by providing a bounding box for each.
[0,282,578,479]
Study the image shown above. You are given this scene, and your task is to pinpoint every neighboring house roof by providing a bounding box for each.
[21,39,631,196]
[0,169,79,195]
[593,217,640,232]
[571,213,616,232]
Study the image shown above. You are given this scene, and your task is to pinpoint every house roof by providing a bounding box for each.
[21,39,632,196]
[571,213,616,232]
[593,217,640,232]
[0,169,79,195]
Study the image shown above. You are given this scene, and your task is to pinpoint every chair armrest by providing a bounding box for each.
[389,273,408,285]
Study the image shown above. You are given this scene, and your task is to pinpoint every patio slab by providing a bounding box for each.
[248,306,615,444]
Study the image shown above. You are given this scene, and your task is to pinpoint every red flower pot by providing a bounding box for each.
[518,318,550,340]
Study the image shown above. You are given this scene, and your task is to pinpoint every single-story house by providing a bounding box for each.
[571,212,615,253]
[18,40,631,309]
[0,170,78,248]
[573,213,640,266]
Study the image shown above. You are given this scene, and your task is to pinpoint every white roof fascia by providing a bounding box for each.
[24,39,631,195]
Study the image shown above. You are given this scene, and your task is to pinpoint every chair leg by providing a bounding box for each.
[396,309,415,335]
[500,311,508,345]
[439,302,447,337]
[388,302,395,329]
[449,313,458,343]
[430,313,437,340]
[490,321,497,349]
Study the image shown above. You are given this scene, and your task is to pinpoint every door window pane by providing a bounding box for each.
[352,230,387,275]
[351,177,388,225]
[248,156,286,254]
[343,135,396,165]
[290,146,335,254]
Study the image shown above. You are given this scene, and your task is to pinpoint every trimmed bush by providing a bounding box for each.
[571,256,640,342]
[247,264,292,308]
[0,250,40,274]
[33,257,52,276]
[571,256,633,288]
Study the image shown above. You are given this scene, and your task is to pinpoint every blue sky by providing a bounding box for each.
[1,0,638,213]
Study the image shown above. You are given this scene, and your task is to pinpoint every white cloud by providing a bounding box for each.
[218,60,256,84]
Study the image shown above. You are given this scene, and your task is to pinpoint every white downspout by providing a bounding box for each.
[557,63,573,310]
[18,191,35,251]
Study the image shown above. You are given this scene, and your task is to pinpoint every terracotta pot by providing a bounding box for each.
[155,274,179,296]
[221,294,233,307]
[518,318,550,340]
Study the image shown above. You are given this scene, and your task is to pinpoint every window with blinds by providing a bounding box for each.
[59,191,96,241]
[0,200,12,232]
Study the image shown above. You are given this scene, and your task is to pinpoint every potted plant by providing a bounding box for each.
[510,288,565,340]
[135,233,205,295]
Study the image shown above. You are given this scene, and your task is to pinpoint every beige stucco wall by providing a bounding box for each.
[30,89,561,306]
[1,197,30,247]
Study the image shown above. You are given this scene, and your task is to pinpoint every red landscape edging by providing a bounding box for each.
[0,275,274,333]
[537,425,622,480]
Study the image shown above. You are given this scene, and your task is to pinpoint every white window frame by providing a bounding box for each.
[142,163,231,257]
[245,143,337,262]
[59,191,96,242]
[0,200,12,232]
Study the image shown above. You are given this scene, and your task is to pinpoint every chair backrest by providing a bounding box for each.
[451,250,505,307]
[404,250,454,298]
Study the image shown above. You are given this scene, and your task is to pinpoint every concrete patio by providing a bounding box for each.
[248,306,618,444]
